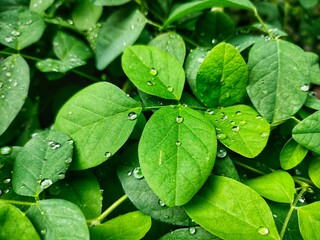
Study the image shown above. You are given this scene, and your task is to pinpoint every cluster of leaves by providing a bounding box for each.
[1,0,320,239]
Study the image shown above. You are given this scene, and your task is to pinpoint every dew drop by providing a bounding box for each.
[220,115,228,121]
[206,109,214,115]
[147,80,154,86]
[230,120,236,125]
[50,141,61,150]
[239,120,247,126]
[0,94,5,99]
[299,195,305,203]
[105,152,112,159]
[5,72,12,77]
[217,133,227,140]
[149,68,158,76]
[67,139,74,145]
[260,132,269,138]
[167,86,174,92]
[158,199,166,207]
[1,146,12,155]
[273,213,277,218]
[211,38,216,44]
[65,157,72,164]
[300,84,309,92]
[197,57,204,63]
[127,171,132,176]
[40,228,47,236]
[25,19,33,25]
[236,111,242,115]
[13,81,18,87]
[132,166,144,179]
[176,116,184,124]
[128,112,138,120]
[5,36,13,43]
[258,226,269,235]
[232,126,240,132]
[176,141,182,146]
[256,115,262,119]
[40,179,53,189]
[217,148,227,158]
[189,227,196,235]
[58,173,65,180]
[3,178,11,184]
[3,189,10,194]
[11,30,20,36]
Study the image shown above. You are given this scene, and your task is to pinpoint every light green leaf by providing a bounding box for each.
[139,106,217,206]
[164,0,256,27]
[36,59,85,73]
[96,7,146,70]
[27,199,89,240]
[0,202,40,240]
[54,82,142,170]
[292,110,320,154]
[304,95,320,111]
[308,156,320,188]
[244,170,295,203]
[247,39,310,123]
[299,0,318,9]
[0,9,45,50]
[148,32,186,65]
[159,227,219,240]
[91,0,132,6]
[122,45,185,100]
[12,129,73,197]
[206,105,270,158]
[298,201,320,240]
[89,211,151,240]
[0,55,30,136]
[184,175,280,240]
[30,0,55,13]
[280,138,308,170]
[195,42,248,108]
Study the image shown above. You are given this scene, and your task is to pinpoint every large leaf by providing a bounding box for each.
[244,170,295,203]
[26,199,89,240]
[247,39,310,123]
[0,55,30,136]
[95,7,146,70]
[54,82,142,169]
[184,175,280,240]
[292,110,320,154]
[206,105,270,158]
[195,42,248,108]
[0,9,45,50]
[280,138,308,170]
[298,201,320,240]
[139,106,217,206]
[12,129,73,197]
[122,45,185,100]
[89,211,151,240]
[0,202,40,240]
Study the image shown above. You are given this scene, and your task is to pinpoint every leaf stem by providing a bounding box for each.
[71,69,101,82]
[44,17,85,36]
[0,199,35,206]
[253,9,273,39]
[232,160,267,175]
[146,19,164,30]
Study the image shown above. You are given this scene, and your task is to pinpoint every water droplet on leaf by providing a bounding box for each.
[40,179,53,189]
[11,30,20,36]
[176,116,184,124]
[5,37,13,43]
[197,57,204,63]
[300,84,309,92]
[189,227,196,235]
[260,132,269,138]
[65,157,72,164]
[58,173,65,179]
[236,111,241,115]
[147,80,154,86]
[158,199,166,207]
[127,171,132,176]
[217,148,227,158]
[128,112,138,120]
[3,178,11,184]
[232,126,240,132]
[206,109,214,115]
[299,195,305,203]
[239,120,247,126]
[105,152,112,159]
[217,133,227,140]
[149,68,158,76]
[1,146,12,155]
[167,86,174,92]
[133,166,144,179]
[176,141,182,146]
[258,226,269,235]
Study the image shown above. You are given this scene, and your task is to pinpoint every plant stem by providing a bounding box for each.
[232,160,267,175]
[71,69,101,82]
[44,17,85,36]
[279,187,307,239]
[253,9,273,39]
[0,199,35,206]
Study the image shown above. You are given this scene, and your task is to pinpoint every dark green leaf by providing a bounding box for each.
[280,138,308,170]
[304,94,320,111]
[308,156,320,188]
[297,201,320,239]
[54,82,142,170]
[228,34,264,52]
[159,227,220,240]
[299,0,318,9]
[139,106,217,206]
[30,0,55,13]
[213,152,240,181]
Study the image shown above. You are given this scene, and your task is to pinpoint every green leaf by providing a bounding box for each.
[0,202,40,240]
[90,211,151,240]
[27,199,89,240]
[184,175,280,240]
[292,110,320,154]
[299,0,318,9]
[122,45,185,100]
[36,59,85,73]
[206,105,270,158]
[195,42,248,108]
[213,152,240,181]
[54,82,142,170]
[95,7,146,70]
[139,106,217,206]
[308,156,320,188]
[159,227,219,240]
[304,94,320,111]
[306,52,320,85]
[91,0,132,6]
[148,32,186,65]
[12,129,73,197]
[0,55,30,136]
[71,0,103,31]
[280,138,308,170]
[164,0,256,27]
[30,0,55,13]
[228,34,264,52]
[0,9,45,50]
[247,39,310,123]
[297,201,320,240]
[244,170,295,203]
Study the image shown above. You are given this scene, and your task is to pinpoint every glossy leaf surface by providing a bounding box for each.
[280,138,308,170]
[298,201,320,240]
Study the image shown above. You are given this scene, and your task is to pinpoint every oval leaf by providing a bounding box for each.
[54,82,142,170]
[297,201,320,240]
[280,138,308,170]
[184,175,280,240]
[247,39,310,123]
[308,156,320,188]
[0,55,30,135]
[206,105,270,158]
[122,45,185,100]
[12,129,73,197]
[139,106,217,206]
[26,199,89,240]
[195,42,248,107]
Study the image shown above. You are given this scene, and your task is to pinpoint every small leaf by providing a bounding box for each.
[0,55,30,136]
[195,42,248,107]
[206,105,270,158]
[292,110,320,154]
[30,0,55,13]
[308,156,320,188]
[280,138,308,170]
[159,227,219,240]
[95,7,146,70]
[27,199,89,240]
[12,129,73,197]
[122,45,185,100]
[36,59,85,73]
[247,39,310,123]
[0,9,45,50]
[92,0,132,6]
[0,202,40,240]
[298,201,320,240]
[54,82,142,170]
[228,34,264,52]
[184,175,280,240]
[139,106,217,206]
[90,211,151,240]
[244,170,295,203]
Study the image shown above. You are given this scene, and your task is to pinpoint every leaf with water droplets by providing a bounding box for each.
[184,175,280,240]
[297,201,320,240]
[30,0,55,13]
[12,129,73,197]
[122,45,185,100]
[206,105,270,158]
[27,199,89,240]
[89,211,151,240]
[247,39,310,123]
[280,138,308,170]
[139,106,217,206]
[0,9,45,50]
[0,55,30,136]
[54,82,142,169]
[159,226,219,240]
